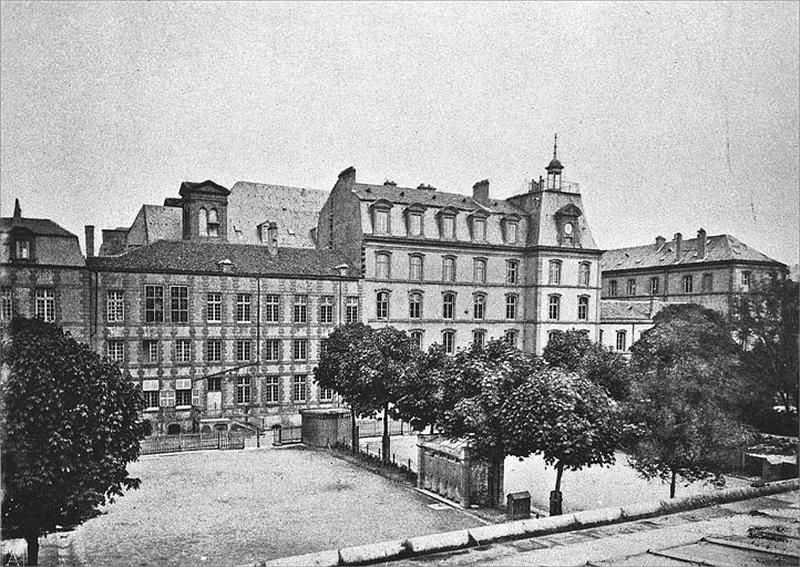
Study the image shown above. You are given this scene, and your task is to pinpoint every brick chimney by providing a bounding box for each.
[267,222,278,255]
[655,235,666,249]
[697,228,707,257]
[85,225,95,258]
[472,180,490,205]
[674,232,683,261]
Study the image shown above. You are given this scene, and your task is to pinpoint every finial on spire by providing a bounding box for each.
[12,198,21,223]
[553,133,558,160]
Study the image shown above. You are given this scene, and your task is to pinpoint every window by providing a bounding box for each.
[374,209,389,234]
[175,378,192,408]
[442,292,455,319]
[548,260,562,285]
[507,260,519,284]
[346,297,359,323]
[548,295,561,320]
[265,294,280,322]
[472,217,486,241]
[626,279,636,296]
[701,273,713,292]
[175,339,191,363]
[319,296,334,324]
[160,389,176,408]
[293,339,308,361]
[578,296,589,320]
[35,288,55,322]
[473,258,487,283]
[505,294,517,320]
[408,212,423,237]
[169,286,188,323]
[473,294,486,320]
[14,239,30,260]
[504,330,518,348]
[441,215,455,239]
[293,295,308,323]
[107,340,124,362]
[578,262,591,287]
[206,339,221,363]
[207,293,222,322]
[409,292,422,319]
[505,221,518,244]
[473,329,486,348]
[143,390,159,410]
[608,280,617,297]
[144,340,159,363]
[0,288,11,321]
[442,330,455,354]
[683,275,694,293]
[375,253,390,279]
[198,207,207,236]
[292,375,307,402]
[409,255,423,281]
[376,291,390,320]
[236,340,252,362]
[442,257,456,282]
[265,376,280,403]
[106,291,125,322]
[650,277,660,295]
[206,209,220,238]
[615,330,627,352]
[410,330,424,349]
[319,385,334,402]
[264,339,280,361]
[207,377,221,391]
[145,285,164,323]
[236,294,251,322]
[741,271,751,289]
[236,377,251,404]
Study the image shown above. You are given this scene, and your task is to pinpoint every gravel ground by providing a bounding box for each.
[51,446,482,567]
[362,434,750,513]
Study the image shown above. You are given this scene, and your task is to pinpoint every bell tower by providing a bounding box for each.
[546,134,563,191]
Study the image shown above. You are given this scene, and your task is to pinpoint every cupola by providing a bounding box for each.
[545,134,563,191]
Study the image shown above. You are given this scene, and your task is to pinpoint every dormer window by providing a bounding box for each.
[505,221,518,243]
[404,203,425,237]
[370,200,393,235]
[468,212,487,242]
[14,239,30,260]
[437,207,458,239]
[554,204,582,247]
[207,209,220,238]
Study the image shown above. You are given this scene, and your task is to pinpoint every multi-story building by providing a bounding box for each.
[599,230,787,353]
[316,144,603,354]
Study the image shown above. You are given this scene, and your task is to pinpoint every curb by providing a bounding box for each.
[253,478,798,567]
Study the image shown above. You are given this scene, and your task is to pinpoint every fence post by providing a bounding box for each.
[256,426,260,448]
[408,458,412,471]
[217,431,221,450]
[178,432,182,452]
[393,453,396,465]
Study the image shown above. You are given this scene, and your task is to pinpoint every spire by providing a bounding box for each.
[553,133,558,160]
[12,198,21,224]
[546,133,563,172]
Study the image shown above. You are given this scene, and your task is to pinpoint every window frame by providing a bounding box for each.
[473,258,487,284]
[35,288,55,322]
[616,330,627,352]
[0,288,12,321]
[264,294,280,322]
[345,296,359,323]
[608,280,618,297]
[683,275,694,293]
[170,286,189,323]
[293,295,308,323]
[442,292,456,320]
[473,293,486,320]
[235,339,252,362]
[236,376,251,404]
[175,339,191,363]
[441,329,455,355]
[408,254,424,281]
[650,277,660,295]
[375,252,391,280]
[319,295,334,324]
[548,260,562,285]
[264,376,280,403]
[206,339,222,363]
[506,260,519,284]
[107,339,125,363]
[143,339,160,363]
[207,292,222,322]
[442,256,456,282]
[505,294,517,320]
[472,329,486,348]
[548,294,561,320]
[236,293,252,323]
[293,338,308,361]
[409,291,422,319]
[376,290,390,320]
[106,290,125,323]
[292,375,307,403]
[578,295,589,321]
[578,262,591,287]
[626,279,636,296]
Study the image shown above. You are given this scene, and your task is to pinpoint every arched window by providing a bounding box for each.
[616,330,627,351]
[410,330,424,349]
[504,329,518,348]
[376,291,390,320]
[548,295,561,320]
[409,292,422,319]
[578,296,589,320]
[376,252,390,279]
[472,329,486,348]
[473,294,486,320]
[442,256,456,282]
[207,209,220,238]
[505,294,517,320]
[548,260,562,285]
[442,292,455,319]
[579,262,590,287]
[473,258,487,283]
[198,207,208,236]
[442,330,455,354]
[409,254,423,281]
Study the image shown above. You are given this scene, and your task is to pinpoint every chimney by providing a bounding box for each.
[266,222,278,255]
[655,235,666,249]
[383,180,397,187]
[472,179,490,205]
[338,166,356,183]
[85,225,95,258]
[697,228,707,257]
[674,232,683,261]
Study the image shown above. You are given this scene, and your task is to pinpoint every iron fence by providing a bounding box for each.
[356,418,407,438]
[273,426,302,446]
[140,432,245,455]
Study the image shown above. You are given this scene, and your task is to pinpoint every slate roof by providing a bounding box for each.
[351,183,525,215]
[0,217,76,237]
[227,182,328,248]
[601,300,658,321]
[88,239,355,278]
[601,234,784,272]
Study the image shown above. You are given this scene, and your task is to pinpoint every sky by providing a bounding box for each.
[1,1,798,265]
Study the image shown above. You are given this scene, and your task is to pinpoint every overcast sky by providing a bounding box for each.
[2,1,798,264]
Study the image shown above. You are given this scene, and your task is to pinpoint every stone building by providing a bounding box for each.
[316,143,603,354]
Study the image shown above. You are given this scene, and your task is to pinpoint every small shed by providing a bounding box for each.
[417,434,494,508]
[300,408,351,447]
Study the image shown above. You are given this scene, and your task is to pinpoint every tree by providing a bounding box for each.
[542,329,592,372]
[1,317,149,565]
[505,368,620,515]
[624,304,752,498]
[729,278,799,434]
[392,344,448,433]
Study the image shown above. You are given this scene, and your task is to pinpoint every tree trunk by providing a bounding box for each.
[25,534,39,566]
[382,404,390,465]
[350,406,358,454]
[670,470,677,499]
[429,423,434,434]
[550,461,565,516]
[488,459,504,509]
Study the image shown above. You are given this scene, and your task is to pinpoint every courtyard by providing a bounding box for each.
[45,445,482,567]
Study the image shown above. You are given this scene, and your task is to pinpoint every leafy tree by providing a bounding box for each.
[544,329,630,401]
[729,278,798,434]
[1,317,149,565]
[505,368,620,515]
[624,304,752,498]
[391,344,447,433]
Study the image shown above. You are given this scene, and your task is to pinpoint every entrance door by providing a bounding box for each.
[207,391,222,413]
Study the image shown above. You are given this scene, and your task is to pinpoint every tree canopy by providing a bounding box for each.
[1,317,149,564]
[624,304,752,498]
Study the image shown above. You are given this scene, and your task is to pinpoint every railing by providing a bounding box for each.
[140,432,245,455]
[356,418,407,438]
[273,426,302,446]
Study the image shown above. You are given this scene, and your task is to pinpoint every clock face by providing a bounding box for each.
[564,222,573,235]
